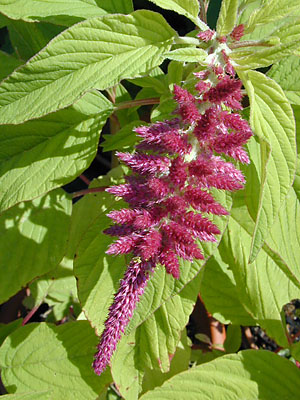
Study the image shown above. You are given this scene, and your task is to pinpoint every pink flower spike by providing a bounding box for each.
[93,259,154,375]
[116,152,170,176]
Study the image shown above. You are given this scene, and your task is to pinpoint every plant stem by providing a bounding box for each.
[22,304,40,325]
[229,41,273,49]
[199,0,207,23]
[72,187,107,199]
[115,97,160,111]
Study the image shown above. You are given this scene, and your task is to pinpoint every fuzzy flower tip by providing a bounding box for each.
[93,39,253,375]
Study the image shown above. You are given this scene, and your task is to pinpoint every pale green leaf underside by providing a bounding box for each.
[216,0,239,36]
[0,0,133,25]
[0,322,110,399]
[0,189,71,304]
[140,350,300,400]
[164,47,207,62]
[0,10,176,125]
[268,55,300,105]
[0,91,112,213]
[242,71,296,262]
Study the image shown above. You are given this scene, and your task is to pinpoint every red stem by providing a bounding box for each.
[22,305,40,325]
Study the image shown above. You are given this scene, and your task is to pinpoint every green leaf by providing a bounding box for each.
[101,120,142,152]
[0,0,133,26]
[112,277,199,399]
[291,341,300,361]
[232,18,300,70]
[216,0,239,36]
[200,254,256,325]
[0,189,72,303]
[141,330,191,395]
[146,0,208,30]
[24,266,78,322]
[0,320,22,347]
[0,321,111,398]
[0,391,52,399]
[224,325,242,353]
[8,20,64,60]
[268,55,300,105]
[167,60,184,88]
[140,350,300,400]
[220,191,300,347]
[0,91,113,213]
[241,71,297,262]
[0,189,71,304]
[128,66,167,95]
[0,10,176,124]
[164,47,207,62]
[0,50,23,81]
[73,181,127,335]
[246,0,300,31]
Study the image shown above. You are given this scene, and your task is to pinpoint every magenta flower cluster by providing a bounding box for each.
[93,29,252,375]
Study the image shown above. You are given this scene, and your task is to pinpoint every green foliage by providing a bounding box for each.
[140,350,300,400]
[0,0,300,398]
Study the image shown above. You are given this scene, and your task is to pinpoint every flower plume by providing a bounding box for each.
[93,31,252,375]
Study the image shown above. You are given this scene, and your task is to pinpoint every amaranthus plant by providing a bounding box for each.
[0,0,300,399]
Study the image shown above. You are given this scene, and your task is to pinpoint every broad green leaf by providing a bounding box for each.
[0,91,113,213]
[8,20,64,60]
[232,18,300,70]
[146,0,208,30]
[0,322,111,399]
[220,191,300,347]
[200,253,256,326]
[241,71,296,262]
[0,392,52,399]
[268,55,300,105]
[128,66,167,94]
[0,189,71,304]
[112,277,199,399]
[0,50,23,81]
[224,325,242,353]
[293,105,300,200]
[141,330,191,395]
[0,0,133,26]
[0,320,22,347]
[23,266,78,321]
[0,10,176,124]
[164,47,207,62]
[73,185,127,335]
[263,188,300,281]
[101,120,142,152]
[291,341,300,361]
[140,350,300,400]
[216,0,239,36]
[167,60,184,88]
[246,0,300,31]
